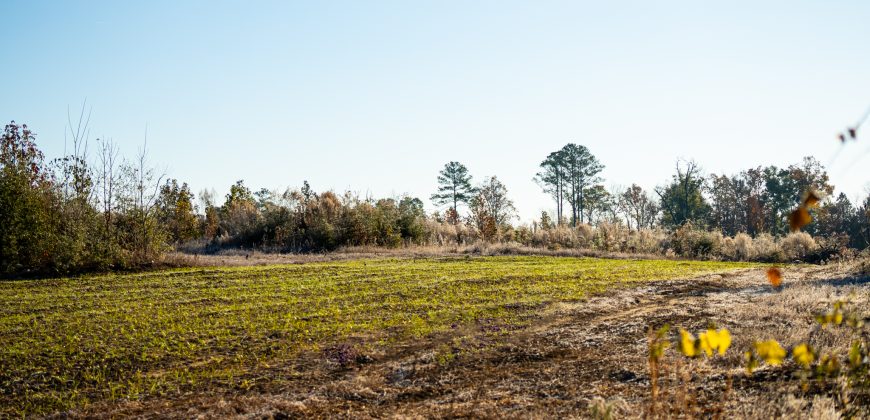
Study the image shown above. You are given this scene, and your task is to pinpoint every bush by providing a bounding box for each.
[721,232,756,261]
[626,228,667,254]
[753,233,783,262]
[594,222,626,252]
[807,233,851,264]
[733,232,756,261]
[1,121,177,277]
[780,232,819,261]
[671,224,722,258]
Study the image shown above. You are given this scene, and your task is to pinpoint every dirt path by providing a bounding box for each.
[71,264,870,419]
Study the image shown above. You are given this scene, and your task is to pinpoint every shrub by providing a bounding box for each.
[593,222,626,252]
[626,228,666,254]
[733,232,756,261]
[808,233,851,263]
[753,233,784,262]
[780,232,819,261]
[575,224,595,247]
[721,236,736,260]
[721,232,756,261]
[671,223,722,258]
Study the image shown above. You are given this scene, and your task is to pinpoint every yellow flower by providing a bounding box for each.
[754,340,786,365]
[679,329,698,357]
[792,343,814,368]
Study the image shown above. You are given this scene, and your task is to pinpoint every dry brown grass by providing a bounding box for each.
[170,243,671,268]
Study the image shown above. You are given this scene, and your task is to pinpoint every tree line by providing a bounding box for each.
[529,144,868,249]
[1,120,868,276]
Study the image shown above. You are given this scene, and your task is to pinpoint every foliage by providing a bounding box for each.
[618,184,660,230]
[535,144,605,226]
[670,222,723,258]
[2,119,869,274]
[656,160,711,228]
[0,122,54,274]
[468,175,516,239]
[651,297,870,417]
[677,327,731,358]
[780,231,820,261]
[535,150,568,225]
[0,120,171,276]
[157,179,199,243]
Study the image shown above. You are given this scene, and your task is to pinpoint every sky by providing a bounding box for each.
[2,0,869,222]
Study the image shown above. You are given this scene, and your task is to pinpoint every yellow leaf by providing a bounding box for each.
[792,344,814,368]
[679,329,698,358]
[754,340,786,365]
[698,328,732,357]
[714,328,731,355]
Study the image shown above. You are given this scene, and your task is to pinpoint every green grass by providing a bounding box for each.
[0,256,755,415]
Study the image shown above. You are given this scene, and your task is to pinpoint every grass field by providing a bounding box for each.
[0,256,755,416]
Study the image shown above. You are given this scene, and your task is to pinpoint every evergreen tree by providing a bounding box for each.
[431,161,475,222]
[536,144,605,227]
[560,144,605,226]
[534,150,567,225]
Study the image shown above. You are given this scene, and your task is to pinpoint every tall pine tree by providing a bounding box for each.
[431,161,475,223]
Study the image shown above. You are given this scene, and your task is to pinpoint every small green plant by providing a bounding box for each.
[795,300,868,412]
[738,300,869,415]
[647,325,670,417]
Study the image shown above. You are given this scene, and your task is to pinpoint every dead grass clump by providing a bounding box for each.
[733,232,757,261]
[588,396,629,419]
[575,223,595,246]
[594,222,627,252]
[753,233,784,262]
[480,242,526,255]
[529,224,594,249]
[462,241,527,256]
[721,236,737,260]
[721,233,760,261]
[424,220,480,245]
[781,231,820,261]
[778,395,842,420]
[671,224,724,258]
[626,228,666,254]
[857,254,870,275]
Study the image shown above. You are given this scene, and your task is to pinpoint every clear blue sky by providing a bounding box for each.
[2,0,869,222]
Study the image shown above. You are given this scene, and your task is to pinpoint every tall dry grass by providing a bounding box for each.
[515,223,844,263]
[180,216,855,264]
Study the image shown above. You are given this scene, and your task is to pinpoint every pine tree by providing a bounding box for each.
[430,161,475,223]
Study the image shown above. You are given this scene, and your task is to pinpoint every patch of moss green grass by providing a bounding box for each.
[0,256,755,415]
